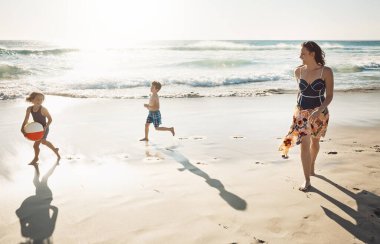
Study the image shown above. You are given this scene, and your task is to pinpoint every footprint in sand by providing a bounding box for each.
[189,136,207,141]
[65,155,81,160]
[267,218,282,233]
[196,162,208,165]
[116,154,130,160]
[327,151,338,155]
[354,149,364,152]
[144,151,164,162]
[144,156,163,162]
[253,237,266,243]
[218,223,229,229]
[370,145,380,152]
[178,137,189,140]
[231,135,245,139]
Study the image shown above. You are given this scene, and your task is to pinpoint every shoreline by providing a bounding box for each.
[2,86,380,100]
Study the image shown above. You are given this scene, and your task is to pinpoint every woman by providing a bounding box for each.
[279,41,334,191]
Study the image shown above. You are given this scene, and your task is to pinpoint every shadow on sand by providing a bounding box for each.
[311,175,380,244]
[151,144,247,211]
[16,160,60,244]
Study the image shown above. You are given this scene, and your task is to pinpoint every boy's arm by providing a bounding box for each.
[21,107,31,134]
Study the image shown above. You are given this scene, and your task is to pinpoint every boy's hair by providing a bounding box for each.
[26,92,45,102]
[152,81,162,91]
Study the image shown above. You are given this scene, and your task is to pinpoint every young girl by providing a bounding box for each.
[21,92,61,165]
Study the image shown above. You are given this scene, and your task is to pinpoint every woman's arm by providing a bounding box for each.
[317,67,334,113]
[310,67,334,123]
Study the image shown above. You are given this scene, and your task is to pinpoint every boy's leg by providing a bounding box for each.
[140,123,150,141]
[152,111,175,136]
[155,126,175,136]
[29,141,41,165]
[41,139,61,159]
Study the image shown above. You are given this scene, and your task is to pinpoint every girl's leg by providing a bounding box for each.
[310,137,320,176]
[300,135,312,191]
[29,141,41,165]
[41,139,60,159]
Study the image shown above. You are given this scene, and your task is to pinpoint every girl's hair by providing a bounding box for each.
[26,92,45,102]
[302,41,325,66]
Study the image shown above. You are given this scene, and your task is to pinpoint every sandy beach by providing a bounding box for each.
[0,92,379,244]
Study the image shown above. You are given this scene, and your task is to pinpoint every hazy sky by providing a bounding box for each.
[1,0,379,42]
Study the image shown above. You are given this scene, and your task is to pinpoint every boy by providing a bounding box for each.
[140,81,175,141]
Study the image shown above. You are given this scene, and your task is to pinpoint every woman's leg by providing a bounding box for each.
[300,134,312,191]
[310,137,320,176]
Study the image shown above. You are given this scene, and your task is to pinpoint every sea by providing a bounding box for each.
[1,40,380,99]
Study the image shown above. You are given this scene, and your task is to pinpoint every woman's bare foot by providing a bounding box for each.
[28,157,39,165]
[171,127,175,136]
[54,148,61,160]
[140,138,149,141]
[299,181,311,192]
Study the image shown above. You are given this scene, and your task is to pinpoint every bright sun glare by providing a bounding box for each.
[61,0,183,47]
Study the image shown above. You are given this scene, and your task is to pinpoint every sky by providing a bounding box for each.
[0,0,380,42]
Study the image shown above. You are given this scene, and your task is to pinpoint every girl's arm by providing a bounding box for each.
[42,107,52,129]
[21,107,31,134]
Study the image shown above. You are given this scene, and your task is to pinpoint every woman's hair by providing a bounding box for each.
[302,41,325,66]
[26,92,45,102]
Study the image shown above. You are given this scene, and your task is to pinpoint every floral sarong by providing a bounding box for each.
[279,106,329,158]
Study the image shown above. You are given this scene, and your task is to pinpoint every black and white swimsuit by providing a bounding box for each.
[297,67,326,110]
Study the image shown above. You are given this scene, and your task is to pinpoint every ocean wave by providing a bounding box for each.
[169,75,282,87]
[19,87,380,100]
[0,64,31,79]
[168,41,300,51]
[319,43,345,49]
[334,62,380,73]
[176,59,254,68]
[64,75,283,90]
[69,80,151,90]
[43,88,291,99]
[0,48,78,56]
[2,86,380,100]
[167,41,360,51]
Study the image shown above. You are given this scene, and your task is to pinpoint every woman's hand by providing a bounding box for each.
[309,110,321,124]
